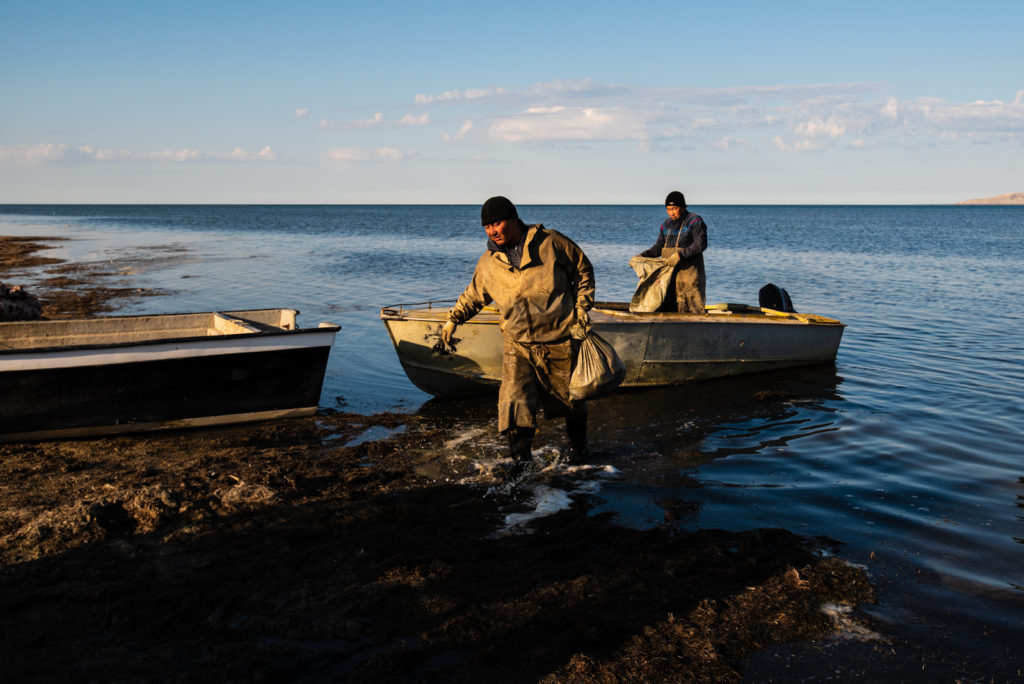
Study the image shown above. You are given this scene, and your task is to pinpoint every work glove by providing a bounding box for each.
[441,319,458,347]
[571,306,591,339]
[665,251,682,267]
[576,306,591,330]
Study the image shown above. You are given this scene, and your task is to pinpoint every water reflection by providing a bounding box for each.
[589,365,844,456]
[414,365,846,532]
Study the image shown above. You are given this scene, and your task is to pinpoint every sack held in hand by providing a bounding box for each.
[628,255,673,313]
[570,330,626,400]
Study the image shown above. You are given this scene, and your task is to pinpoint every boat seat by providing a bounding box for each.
[212,313,264,335]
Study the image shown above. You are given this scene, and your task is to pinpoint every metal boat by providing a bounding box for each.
[380,300,844,397]
[0,309,340,441]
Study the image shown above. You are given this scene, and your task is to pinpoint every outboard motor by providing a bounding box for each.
[758,283,796,313]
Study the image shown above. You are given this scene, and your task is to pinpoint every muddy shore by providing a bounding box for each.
[0,236,1001,682]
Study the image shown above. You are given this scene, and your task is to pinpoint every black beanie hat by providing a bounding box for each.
[481,196,518,226]
[665,191,686,208]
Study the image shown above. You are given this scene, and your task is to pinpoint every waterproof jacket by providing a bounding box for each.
[449,224,595,344]
[640,211,707,260]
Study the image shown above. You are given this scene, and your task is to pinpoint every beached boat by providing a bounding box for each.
[380,301,844,397]
[0,309,340,442]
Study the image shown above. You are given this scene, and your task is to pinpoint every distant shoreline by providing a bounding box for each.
[956,192,1024,205]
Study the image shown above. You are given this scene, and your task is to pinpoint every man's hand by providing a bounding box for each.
[441,320,458,347]
[571,306,591,339]
[575,306,591,331]
[666,251,682,267]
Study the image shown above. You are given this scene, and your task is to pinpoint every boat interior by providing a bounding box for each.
[594,301,840,324]
[0,309,299,351]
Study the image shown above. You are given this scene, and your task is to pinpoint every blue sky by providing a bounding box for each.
[2,0,1022,204]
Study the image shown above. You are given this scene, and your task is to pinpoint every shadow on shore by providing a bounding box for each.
[1,411,871,683]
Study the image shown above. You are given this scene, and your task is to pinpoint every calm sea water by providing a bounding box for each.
[2,204,1023,657]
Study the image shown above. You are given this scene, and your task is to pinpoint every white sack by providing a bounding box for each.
[570,330,626,400]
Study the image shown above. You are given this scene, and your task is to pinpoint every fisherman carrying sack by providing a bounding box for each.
[570,330,626,401]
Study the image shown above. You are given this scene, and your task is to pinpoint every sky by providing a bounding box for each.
[2,0,1022,205]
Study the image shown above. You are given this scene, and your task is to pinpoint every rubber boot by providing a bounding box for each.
[507,427,534,459]
[565,414,588,461]
[504,427,534,480]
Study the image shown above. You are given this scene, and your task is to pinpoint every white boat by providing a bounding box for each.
[0,309,340,442]
[380,300,844,397]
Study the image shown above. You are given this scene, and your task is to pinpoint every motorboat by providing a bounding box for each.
[380,300,843,397]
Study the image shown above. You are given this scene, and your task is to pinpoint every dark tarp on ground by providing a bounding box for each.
[0,283,42,321]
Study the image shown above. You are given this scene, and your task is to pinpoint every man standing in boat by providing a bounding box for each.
[441,196,595,477]
[637,191,708,313]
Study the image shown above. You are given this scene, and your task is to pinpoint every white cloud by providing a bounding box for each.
[359,112,385,126]
[148,149,203,162]
[320,111,428,130]
[398,112,430,126]
[327,147,413,162]
[295,108,310,119]
[795,115,847,139]
[0,143,73,162]
[416,80,895,149]
[490,106,648,143]
[773,136,830,152]
[414,79,1024,153]
[416,78,624,106]
[86,147,133,161]
[742,90,1024,152]
[882,97,900,120]
[712,136,753,150]
[0,143,276,163]
[525,78,624,99]
[667,82,882,107]
[442,121,473,142]
[319,112,383,130]
[226,146,277,161]
[415,86,509,104]
[898,96,1024,132]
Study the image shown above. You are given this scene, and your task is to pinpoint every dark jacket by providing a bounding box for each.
[640,211,708,260]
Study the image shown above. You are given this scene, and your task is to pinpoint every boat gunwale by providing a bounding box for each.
[379,300,844,327]
[0,309,341,357]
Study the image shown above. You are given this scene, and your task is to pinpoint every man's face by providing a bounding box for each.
[666,205,682,221]
[484,219,520,247]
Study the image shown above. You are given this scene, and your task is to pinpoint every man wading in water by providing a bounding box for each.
[441,196,595,479]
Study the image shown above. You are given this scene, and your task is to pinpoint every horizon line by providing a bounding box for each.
[2,201,1006,207]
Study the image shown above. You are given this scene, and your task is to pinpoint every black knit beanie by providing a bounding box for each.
[665,191,686,208]
[480,196,518,226]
